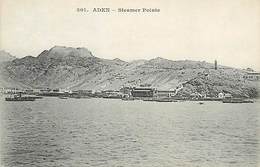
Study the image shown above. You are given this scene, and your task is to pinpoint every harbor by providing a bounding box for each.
[1,86,255,103]
[1,95,258,167]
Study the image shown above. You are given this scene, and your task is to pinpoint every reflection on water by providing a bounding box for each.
[0,98,259,167]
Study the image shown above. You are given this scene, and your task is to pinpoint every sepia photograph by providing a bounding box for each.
[0,0,259,166]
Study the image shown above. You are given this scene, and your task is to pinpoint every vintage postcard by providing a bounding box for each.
[0,0,259,166]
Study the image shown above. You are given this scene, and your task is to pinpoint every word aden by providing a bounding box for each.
[92,8,160,13]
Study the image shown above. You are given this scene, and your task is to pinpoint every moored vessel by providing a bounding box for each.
[222,98,254,103]
[5,93,37,101]
[155,98,173,102]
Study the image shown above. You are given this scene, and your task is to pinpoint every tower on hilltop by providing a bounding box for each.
[214,60,217,70]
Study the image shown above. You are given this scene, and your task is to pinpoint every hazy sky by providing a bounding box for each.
[1,0,260,70]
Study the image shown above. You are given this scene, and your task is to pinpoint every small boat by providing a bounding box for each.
[222,98,254,103]
[59,96,68,99]
[155,98,173,102]
[142,98,155,101]
[122,97,135,101]
[198,102,204,105]
[103,95,122,99]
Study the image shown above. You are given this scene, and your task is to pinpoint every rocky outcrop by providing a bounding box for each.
[177,70,258,98]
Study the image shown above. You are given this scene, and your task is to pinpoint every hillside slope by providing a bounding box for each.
[0,46,258,97]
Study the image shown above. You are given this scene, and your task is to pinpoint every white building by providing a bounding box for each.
[218,92,232,99]
[243,71,260,81]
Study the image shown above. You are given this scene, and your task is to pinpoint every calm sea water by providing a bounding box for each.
[0,97,259,167]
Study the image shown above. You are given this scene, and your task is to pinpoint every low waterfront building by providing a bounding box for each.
[59,89,72,94]
[119,86,132,95]
[74,90,93,96]
[78,90,92,94]
[101,90,122,98]
[1,88,23,94]
[52,89,60,92]
[156,90,176,98]
[218,92,232,99]
[131,87,156,97]
[224,93,232,99]
[24,89,34,94]
[40,88,51,93]
[32,89,42,94]
[101,90,120,94]
[72,90,80,94]
[243,71,260,81]
[93,91,103,98]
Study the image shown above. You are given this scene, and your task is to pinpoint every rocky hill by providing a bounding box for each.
[0,46,258,98]
[0,50,16,62]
